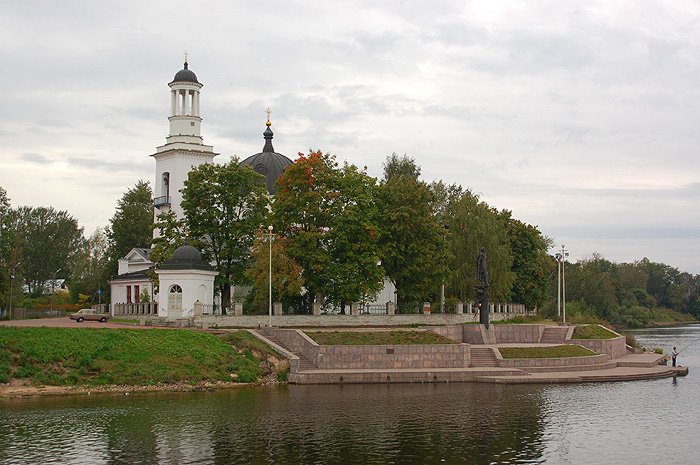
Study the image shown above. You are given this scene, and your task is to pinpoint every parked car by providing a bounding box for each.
[69,308,110,323]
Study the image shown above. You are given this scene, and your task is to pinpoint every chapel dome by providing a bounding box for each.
[160,239,213,270]
[172,243,202,262]
[171,61,199,84]
[239,121,293,194]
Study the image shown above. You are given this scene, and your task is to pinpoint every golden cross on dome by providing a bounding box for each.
[184,50,188,64]
[265,107,272,126]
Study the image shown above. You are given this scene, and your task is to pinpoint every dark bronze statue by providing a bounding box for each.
[477,247,488,286]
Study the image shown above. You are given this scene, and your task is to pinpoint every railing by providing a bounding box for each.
[113,302,159,316]
[364,304,387,315]
[199,303,219,315]
[8,308,66,319]
[91,304,109,313]
[153,196,171,208]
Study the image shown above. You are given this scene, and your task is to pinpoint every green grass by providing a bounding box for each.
[572,324,618,339]
[499,345,597,359]
[307,330,457,345]
[220,331,282,358]
[0,327,274,386]
[110,318,141,324]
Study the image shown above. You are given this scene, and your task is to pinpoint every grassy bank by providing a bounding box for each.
[571,324,618,339]
[307,330,457,345]
[499,345,596,359]
[0,328,286,387]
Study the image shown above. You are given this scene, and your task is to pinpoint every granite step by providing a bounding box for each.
[539,327,570,343]
[470,347,498,367]
[522,361,618,373]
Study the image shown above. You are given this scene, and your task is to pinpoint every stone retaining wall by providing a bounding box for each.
[496,352,609,367]
[262,328,320,365]
[461,324,545,344]
[572,336,627,359]
[315,344,470,369]
[427,325,464,343]
[494,325,544,343]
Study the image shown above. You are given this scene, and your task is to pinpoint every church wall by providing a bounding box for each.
[110,279,154,314]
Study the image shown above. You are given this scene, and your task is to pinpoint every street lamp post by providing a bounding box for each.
[51,268,61,311]
[555,253,562,318]
[266,225,274,328]
[560,245,569,323]
[9,273,14,320]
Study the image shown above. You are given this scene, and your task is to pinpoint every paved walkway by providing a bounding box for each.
[0,317,148,330]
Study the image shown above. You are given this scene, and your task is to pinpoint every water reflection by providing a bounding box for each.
[0,383,548,465]
[1,325,698,465]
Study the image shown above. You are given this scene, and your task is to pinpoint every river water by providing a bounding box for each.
[1,325,698,465]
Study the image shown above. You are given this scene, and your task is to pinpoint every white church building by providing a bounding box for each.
[109,59,396,319]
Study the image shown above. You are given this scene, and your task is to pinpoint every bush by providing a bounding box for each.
[625,333,641,349]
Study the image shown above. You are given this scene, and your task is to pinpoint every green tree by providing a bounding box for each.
[564,255,619,319]
[106,180,153,274]
[0,186,12,309]
[378,155,444,311]
[503,215,552,310]
[10,206,83,295]
[273,151,384,312]
[245,229,304,312]
[180,158,269,311]
[435,185,514,303]
[147,211,187,294]
[69,227,110,304]
[639,258,686,311]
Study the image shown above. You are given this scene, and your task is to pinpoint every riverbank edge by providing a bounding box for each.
[0,379,283,399]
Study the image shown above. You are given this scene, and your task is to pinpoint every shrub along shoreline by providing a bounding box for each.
[0,328,288,395]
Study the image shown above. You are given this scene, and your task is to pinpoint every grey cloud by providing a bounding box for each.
[21,153,51,164]
[64,156,151,173]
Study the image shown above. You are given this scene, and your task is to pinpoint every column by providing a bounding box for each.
[193,91,200,116]
[184,90,190,115]
[171,90,177,116]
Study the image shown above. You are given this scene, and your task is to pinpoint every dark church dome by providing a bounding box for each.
[160,239,213,270]
[171,61,199,84]
[240,121,293,194]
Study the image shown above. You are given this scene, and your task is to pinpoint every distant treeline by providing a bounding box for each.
[541,254,699,328]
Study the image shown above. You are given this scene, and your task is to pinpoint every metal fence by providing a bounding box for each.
[7,308,66,319]
[364,304,387,315]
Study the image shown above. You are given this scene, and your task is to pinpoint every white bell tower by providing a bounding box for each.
[151,56,217,238]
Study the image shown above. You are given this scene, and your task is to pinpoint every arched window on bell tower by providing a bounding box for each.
[162,172,170,199]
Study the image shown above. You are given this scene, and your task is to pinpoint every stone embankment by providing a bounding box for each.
[254,324,688,385]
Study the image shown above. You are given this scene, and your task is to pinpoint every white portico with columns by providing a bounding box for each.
[151,58,218,238]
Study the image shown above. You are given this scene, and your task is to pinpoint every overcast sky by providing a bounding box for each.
[1,0,699,273]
